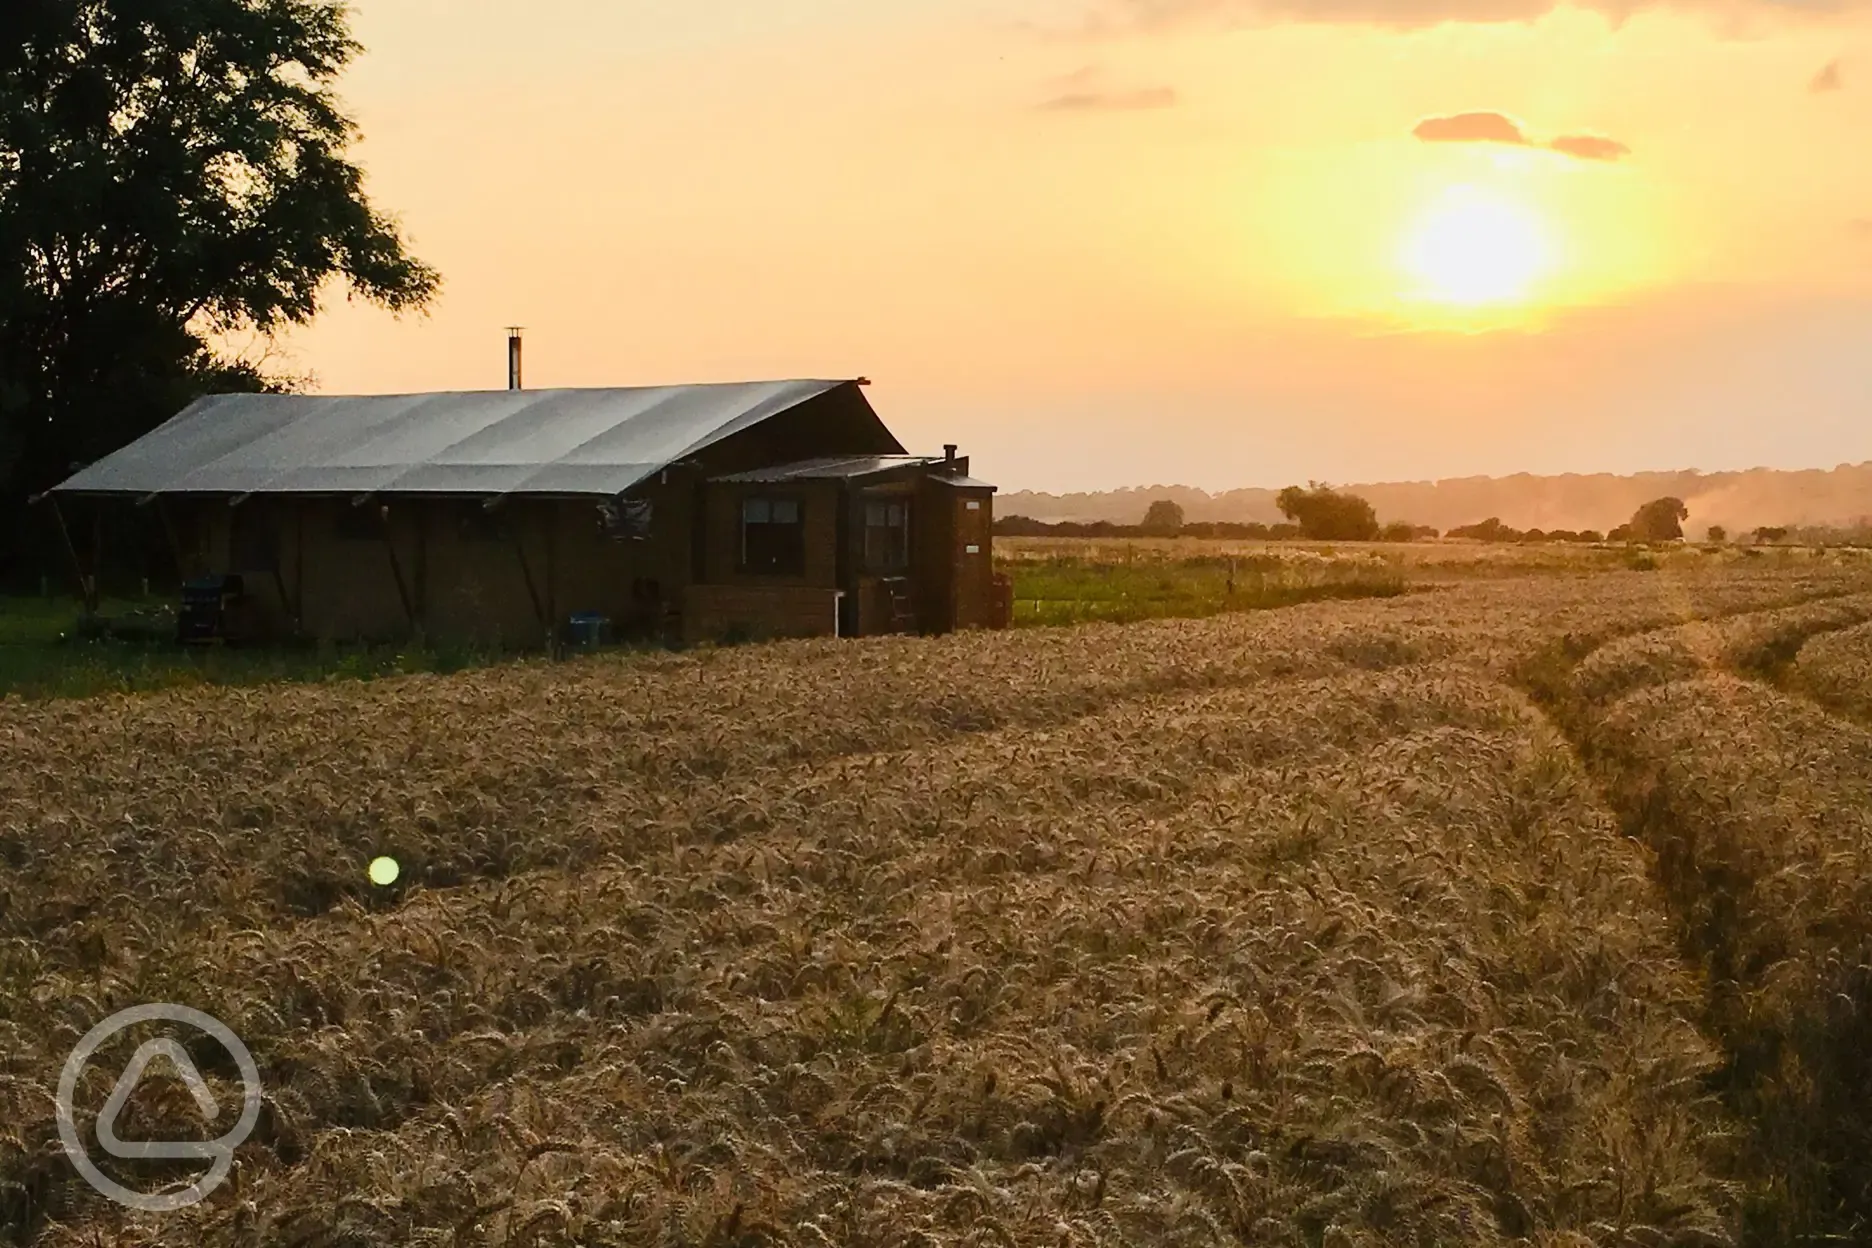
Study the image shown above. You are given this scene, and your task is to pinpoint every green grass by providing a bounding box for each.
[0,594,536,701]
[1000,551,1410,627]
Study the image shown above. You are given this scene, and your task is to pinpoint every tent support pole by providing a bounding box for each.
[413,506,428,640]
[511,514,548,647]
[545,509,559,658]
[378,504,417,633]
[294,505,306,637]
[46,497,97,614]
[154,497,188,583]
[270,556,297,636]
[241,500,297,632]
[89,509,103,608]
[267,503,301,635]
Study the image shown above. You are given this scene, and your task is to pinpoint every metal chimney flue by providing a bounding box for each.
[943,444,957,465]
[506,326,524,391]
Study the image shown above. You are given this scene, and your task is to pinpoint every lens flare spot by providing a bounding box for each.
[368,856,400,887]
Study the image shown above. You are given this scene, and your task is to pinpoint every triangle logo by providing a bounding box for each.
[96,1038,223,1161]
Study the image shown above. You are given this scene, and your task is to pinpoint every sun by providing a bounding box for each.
[1399,185,1558,309]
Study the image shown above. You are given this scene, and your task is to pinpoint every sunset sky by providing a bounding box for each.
[284,0,1872,493]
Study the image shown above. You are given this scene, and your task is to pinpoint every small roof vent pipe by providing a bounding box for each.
[506,327,524,391]
[943,444,957,465]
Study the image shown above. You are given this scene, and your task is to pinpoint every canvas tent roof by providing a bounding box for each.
[710,455,942,483]
[51,379,883,500]
[712,456,998,489]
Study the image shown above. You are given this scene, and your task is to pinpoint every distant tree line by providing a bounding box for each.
[1445,518,1606,544]
[996,515,1311,541]
[1001,487,1839,549]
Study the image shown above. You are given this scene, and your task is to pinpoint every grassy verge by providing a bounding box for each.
[0,594,540,701]
[1000,550,1410,626]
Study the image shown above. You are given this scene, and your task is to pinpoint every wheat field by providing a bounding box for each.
[7,562,1872,1246]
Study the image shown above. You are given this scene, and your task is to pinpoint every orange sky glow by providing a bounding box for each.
[281,0,1872,493]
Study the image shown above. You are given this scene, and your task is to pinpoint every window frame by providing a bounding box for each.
[862,497,911,573]
[738,493,807,576]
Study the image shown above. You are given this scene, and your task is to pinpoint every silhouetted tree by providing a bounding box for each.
[1275,483,1380,541]
[1,0,440,577]
[1706,525,1728,543]
[1141,499,1186,534]
[1626,497,1689,542]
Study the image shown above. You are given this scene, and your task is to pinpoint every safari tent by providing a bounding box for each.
[45,379,1001,646]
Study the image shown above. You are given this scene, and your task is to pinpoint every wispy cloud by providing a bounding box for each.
[1413,112,1529,145]
[1811,59,1844,93]
[1038,85,1180,111]
[1412,111,1631,161]
[1548,134,1632,161]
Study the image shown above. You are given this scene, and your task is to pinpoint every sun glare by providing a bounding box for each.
[1399,186,1557,309]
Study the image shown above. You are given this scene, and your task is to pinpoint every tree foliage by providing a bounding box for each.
[1275,483,1381,542]
[1,0,438,574]
[1140,499,1185,534]
[1627,497,1690,543]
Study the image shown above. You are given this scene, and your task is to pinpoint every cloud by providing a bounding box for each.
[1548,133,1632,161]
[1412,111,1631,160]
[1079,0,1872,34]
[1413,111,1530,145]
[1037,85,1180,111]
[1811,59,1844,92]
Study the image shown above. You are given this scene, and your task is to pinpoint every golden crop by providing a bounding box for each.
[4,560,1872,1246]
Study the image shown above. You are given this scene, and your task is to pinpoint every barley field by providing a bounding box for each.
[8,561,1872,1245]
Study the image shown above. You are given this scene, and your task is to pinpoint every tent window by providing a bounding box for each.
[334,504,384,542]
[741,496,804,575]
[598,497,652,542]
[863,500,909,572]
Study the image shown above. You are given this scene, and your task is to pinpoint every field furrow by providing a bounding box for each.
[1517,597,1872,1243]
[1786,618,1872,725]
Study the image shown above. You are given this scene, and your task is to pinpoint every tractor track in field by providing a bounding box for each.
[1508,591,1872,1246]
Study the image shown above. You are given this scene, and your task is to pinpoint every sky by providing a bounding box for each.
[281,0,1872,493]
